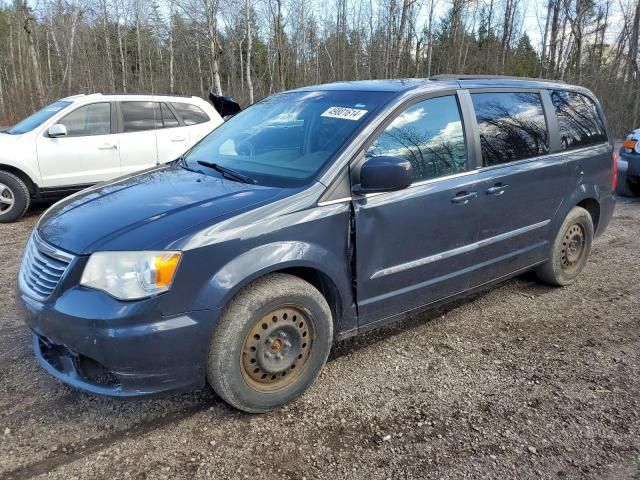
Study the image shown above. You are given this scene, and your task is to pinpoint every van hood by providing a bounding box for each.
[37,164,287,254]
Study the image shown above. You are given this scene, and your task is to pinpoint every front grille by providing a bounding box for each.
[19,232,74,300]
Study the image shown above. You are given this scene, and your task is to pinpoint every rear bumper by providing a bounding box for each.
[620,151,640,180]
[18,286,220,397]
[596,192,615,237]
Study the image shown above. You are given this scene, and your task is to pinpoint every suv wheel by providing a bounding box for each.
[207,273,333,413]
[536,206,594,286]
[0,171,30,223]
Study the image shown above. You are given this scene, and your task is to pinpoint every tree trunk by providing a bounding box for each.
[19,1,45,106]
[62,9,79,94]
[117,20,127,92]
[195,20,204,95]
[205,0,223,95]
[425,0,435,77]
[275,0,285,91]
[168,0,175,92]
[627,0,640,81]
[135,0,144,90]
[548,0,561,77]
[100,0,115,92]
[393,0,413,76]
[540,0,552,76]
[245,0,254,104]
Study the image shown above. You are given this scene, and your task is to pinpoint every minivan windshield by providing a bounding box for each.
[3,101,71,135]
[182,90,390,187]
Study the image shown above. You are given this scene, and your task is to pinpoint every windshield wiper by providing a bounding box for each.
[176,156,202,174]
[197,160,256,184]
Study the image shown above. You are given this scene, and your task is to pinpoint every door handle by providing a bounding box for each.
[170,136,186,142]
[98,143,117,150]
[486,183,508,195]
[451,191,478,204]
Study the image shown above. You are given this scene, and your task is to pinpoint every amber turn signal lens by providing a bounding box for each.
[154,253,181,287]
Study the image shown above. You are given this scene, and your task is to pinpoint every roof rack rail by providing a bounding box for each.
[99,92,195,98]
[429,74,565,84]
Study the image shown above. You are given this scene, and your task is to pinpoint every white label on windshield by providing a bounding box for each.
[321,107,367,121]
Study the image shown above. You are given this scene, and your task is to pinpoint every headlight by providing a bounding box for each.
[80,251,181,300]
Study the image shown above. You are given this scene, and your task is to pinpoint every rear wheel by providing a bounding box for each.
[207,273,333,413]
[535,206,594,286]
[0,171,30,223]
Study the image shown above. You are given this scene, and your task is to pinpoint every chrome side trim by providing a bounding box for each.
[361,240,548,307]
[371,220,550,279]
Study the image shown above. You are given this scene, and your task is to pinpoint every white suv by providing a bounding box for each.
[0,94,222,222]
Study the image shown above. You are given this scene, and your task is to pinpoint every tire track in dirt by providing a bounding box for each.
[2,402,212,480]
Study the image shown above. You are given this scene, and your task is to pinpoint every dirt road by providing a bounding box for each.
[1,198,639,479]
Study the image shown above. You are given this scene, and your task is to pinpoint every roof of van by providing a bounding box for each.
[293,75,574,94]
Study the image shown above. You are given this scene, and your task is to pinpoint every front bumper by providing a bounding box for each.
[17,286,220,397]
[620,151,640,180]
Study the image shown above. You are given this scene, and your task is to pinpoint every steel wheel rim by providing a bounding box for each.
[0,183,15,214]
[241,306,314,392]
[560,223,586,272]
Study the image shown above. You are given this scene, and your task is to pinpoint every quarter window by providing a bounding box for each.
[172,102,210,125]
[121,102,162,132]
[551,90,607,150]
[366,95,466,182]
[471,92,548,166]
[161,103,180,128]
[58,103,111,137]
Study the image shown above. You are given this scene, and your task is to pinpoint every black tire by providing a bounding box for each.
[535,206,594,286]
[207,273,333,413]
[615,168,639,198]
[0,171,30,223]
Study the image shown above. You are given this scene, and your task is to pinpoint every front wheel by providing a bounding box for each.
[207,273,333,413]
[0,171,30,223]
[535,206,594,286]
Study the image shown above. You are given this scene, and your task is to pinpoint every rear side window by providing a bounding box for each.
[59,102,111,137]
[551,90,607,150]
[366,95,466,182]
[161,103,179,128]
[472,92,548,167]
[121,102,162,132]
[172,102,210,125]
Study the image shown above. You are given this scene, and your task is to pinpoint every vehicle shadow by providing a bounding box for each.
[330,270,554,362]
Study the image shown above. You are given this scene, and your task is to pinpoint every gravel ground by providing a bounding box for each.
[0,198,639,480]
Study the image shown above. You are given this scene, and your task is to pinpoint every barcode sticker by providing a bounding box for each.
[321,107,368,121]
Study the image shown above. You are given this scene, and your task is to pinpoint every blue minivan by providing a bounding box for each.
[17,76,616,412]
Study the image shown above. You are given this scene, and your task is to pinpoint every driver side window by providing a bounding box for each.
[366,95,466,183]
[58,103,111,137]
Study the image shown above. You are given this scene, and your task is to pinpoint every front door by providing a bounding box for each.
[36,102,120,188]
[354,94,481,327]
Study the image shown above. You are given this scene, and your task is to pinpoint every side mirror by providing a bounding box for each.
[48,124,67,138]
[355,156,413,194]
